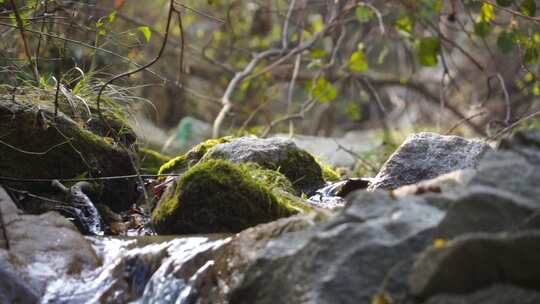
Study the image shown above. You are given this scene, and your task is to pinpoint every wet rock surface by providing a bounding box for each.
[368,132,490,191]
[0,185,99,296]
[7,129,540,304]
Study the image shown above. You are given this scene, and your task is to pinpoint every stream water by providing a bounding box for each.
[41,235,230,303]
[38,178,364,303]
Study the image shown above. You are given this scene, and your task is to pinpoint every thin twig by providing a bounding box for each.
[0,173,181,183]
[96,0,175,119]
[9,0,39,82]
[0,137,72,155]
[444,111,487,135]
[488,110,540,140]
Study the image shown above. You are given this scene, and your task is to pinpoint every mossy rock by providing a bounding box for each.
[139,148,171,175]
[315,157,341,182]
[157,136,233,178]
[0,99,138,210]
[152,159,303,234]
[202,137,325,195]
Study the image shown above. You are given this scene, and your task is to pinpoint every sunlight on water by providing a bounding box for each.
[41,235,230,304]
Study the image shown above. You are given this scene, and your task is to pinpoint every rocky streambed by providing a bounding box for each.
[2,98,540,303]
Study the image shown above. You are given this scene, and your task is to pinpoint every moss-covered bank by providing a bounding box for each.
[0,99,138,210]
[152,159,303,234]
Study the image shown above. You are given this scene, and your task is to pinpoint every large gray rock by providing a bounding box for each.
[368,133,490,191]
[204,137,325,194]
[432,129,540,239]
[409,231,540,301]
[423,285,540,304]
[434,187,539,239]
[0,186,99,295]
[195,191,444,304]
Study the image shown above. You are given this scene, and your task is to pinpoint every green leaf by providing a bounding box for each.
[355,6,374,23]
[474,21,492,37]
[395,14,414,35]
[108,11,117,23]
[418,37,440,66]
[349,50,369,72]
[308,77,337,103]
[138,26,152,43]
[311,49,328,58]
[346,102,362,121]
[480,3,496,22]
[521,0,536,17]
[525,43,539,64]
[496,0,512,6]
[497,31,515,54]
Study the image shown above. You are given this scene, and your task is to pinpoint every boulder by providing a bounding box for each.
[203,137,325,194]
[434,187,539,239]
[202,191,444,304]
[0,185,99,295]
[157,137,233,177]
[409,231,540,301]
[423,285,540,304]
[432,129,540,239]
[368,133,490,191]
[0,99,138,210]
[152,159,305,234]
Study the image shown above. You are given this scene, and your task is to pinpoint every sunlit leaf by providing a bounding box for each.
[395,14,413,35]
[311,49,328,58]
[138,26,152,43]
[521,0,536,17]
[108,11,117,23]
[480,3,495,22]
[349,50,369,72]
[418,37,440,66]
[308,77,337,103]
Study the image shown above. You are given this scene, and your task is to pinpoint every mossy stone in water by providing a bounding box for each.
[152,159,299,234]
[203,137,325,195]
[157,137,233,178]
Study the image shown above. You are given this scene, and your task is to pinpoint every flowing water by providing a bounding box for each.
[38,179,357,303]
[41,235,230,303]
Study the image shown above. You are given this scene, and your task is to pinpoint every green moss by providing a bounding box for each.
[314,157,341,182]
[0,99,138,210]
[152,159,303,234]
[139,148,171,174]
[157,136,234,177]
[276,149,325,195]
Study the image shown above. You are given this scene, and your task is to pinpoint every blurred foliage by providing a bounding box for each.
[2,0,540,140]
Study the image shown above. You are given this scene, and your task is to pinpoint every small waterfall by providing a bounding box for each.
[41,236,230,303]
